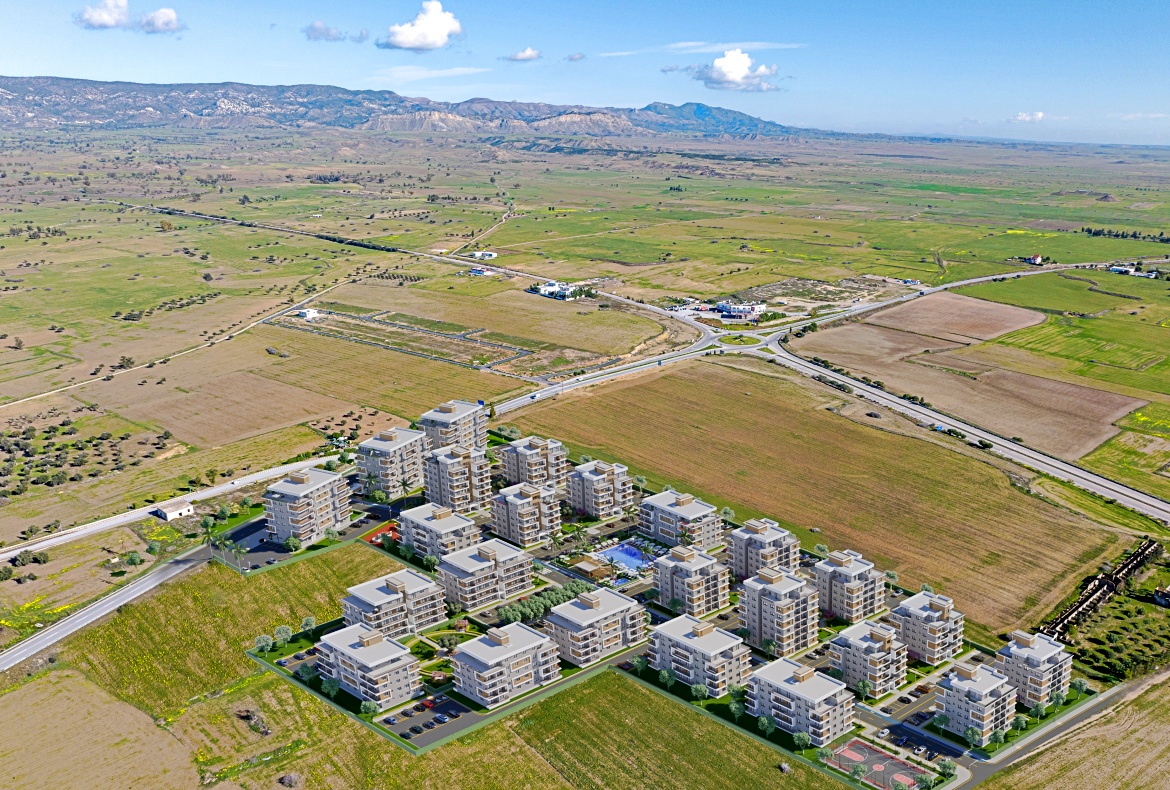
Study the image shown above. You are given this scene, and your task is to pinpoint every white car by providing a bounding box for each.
[877,728,890,739]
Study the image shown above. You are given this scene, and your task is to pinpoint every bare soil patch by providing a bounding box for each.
[793,323,1144,459]
[0,671,198,790]
[865,290,1044,342]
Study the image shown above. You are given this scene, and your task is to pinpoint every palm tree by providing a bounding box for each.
[201,519,216,551]
[399,477,411,500]
[230,542,248,572]
[212,535,230,564]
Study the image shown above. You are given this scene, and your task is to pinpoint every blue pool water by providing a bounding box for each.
[597,542,653,574]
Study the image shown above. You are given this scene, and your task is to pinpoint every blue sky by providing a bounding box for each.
[4,0,1170,144]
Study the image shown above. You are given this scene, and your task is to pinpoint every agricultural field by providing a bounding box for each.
[511,357,1124,637]
[62,541,401,716]
[791,293,1145,459]
[979,671,1170,790]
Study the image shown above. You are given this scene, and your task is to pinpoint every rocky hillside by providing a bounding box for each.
[0,75,840,138]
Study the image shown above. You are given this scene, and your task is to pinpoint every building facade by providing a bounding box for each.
[654,545,731,618]
[547,589,645,667]
[738,566,819,655]
[355,427,430,495]
[317,624,421,712]
[500,436,569,487]
[341,568,446,639]
[398,503,480,558]
[888,591,965,666]
[491,482,561,547]
[418,400,488,449]
[649,615,751,699]
[263,467,351,547]
[813,549,885,623]
[567,460,634,520]
[828,621,908,697]
[747,658,856,747]
[994,630,1072,708]
[423,444,492,514]
[436,539,533,612]
[938,662,1017,747]
[638,490,723,549]
[729,518,801,580]
[451,624,560,709]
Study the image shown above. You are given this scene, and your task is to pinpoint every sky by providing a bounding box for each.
[3,0,1170,145]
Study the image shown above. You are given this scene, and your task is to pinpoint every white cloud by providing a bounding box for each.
[667,40,803,53]
[506,47,541,62]
[377,1,461,51]
[303,20,345,41]
[1009,111,1045,123]
[370,65,490,84]
[75,0,183,33]
[565,52,585,62]
[684,49,778,92]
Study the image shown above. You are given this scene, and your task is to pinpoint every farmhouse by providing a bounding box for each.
[153,499,193,522]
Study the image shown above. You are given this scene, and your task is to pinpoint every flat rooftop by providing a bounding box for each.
[642,490,716,520]
[653,614,742,656]
[454,622,550,670]
[572,460,627,479]
[752,657,848,702]
[321,624,411,668]
[439,539,529,576]
[399,502,476,533]
[944,663,1012,697]
[998,631,1066,664]
[357,427,428,455]
[814,549,876,578]
[265,467,340,499]
[730,518,795,544]
[345,568,438,609]
[894,591,961,621]
[742,568,807,597]
[547,588,640,629]
[419,400,482,425]
[655,547,720,573]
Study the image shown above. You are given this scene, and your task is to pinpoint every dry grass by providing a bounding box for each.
[0,671,199,789]
[792,322,1144,459]
[980,671,1170,790]
[865,291,1044,342]
[513,357,1121,634]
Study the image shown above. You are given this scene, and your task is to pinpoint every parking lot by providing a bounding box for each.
[379,696,473,748]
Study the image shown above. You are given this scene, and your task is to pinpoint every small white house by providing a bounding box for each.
[468,267,495,276]
[469,251,498,261]
[155,500,194,522]
[298,308,322,320]
[716,301,766,318]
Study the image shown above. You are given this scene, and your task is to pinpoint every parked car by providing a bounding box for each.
[266,558,277,565]
[435,713,449,724]
[915,684,931,694]
[434,694,447,702]
[877,728,890,738]
[402,709,415,718]
[908,690,923,699]
[251,564,260,570]
[927,751,938,761]
[880,706,894,715]
[898,696,913,704]
[409,725,423,735]
[913,746,927,756]
[618,661,633,671]
[293,652,306,661]
[895,737,909,748]
[400,732,413,740]
[423,721,436,730]
[275,659,289,667]
[413,703,426,712]
[421,699,435,709]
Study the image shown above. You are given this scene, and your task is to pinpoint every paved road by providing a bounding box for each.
[0,457,336,563]
[0,543,210,672]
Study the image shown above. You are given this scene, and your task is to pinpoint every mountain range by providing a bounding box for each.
[0,75,844,138]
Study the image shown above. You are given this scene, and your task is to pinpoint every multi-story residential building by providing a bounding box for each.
[418,400,488,449]
[888,591,965,666]
[263,468,351,547]
[317,624,421,712]
[994,630,1072,708]
[654,545,731,618]
[828,621,908,697]
[938,662,1017,747]
[638,490,723,549]
[341,568,446,639]
[729,518,801,580]
[813,549,885,623]
[747,658,855,747]
[567,460,634,520]
[739,566,818,654]
[500,436,569,487]
[398,503,480,558]
[649,615,751,699]
[451,623,560,708]
[436,539,533,612]
[547,589,646,667]
[355,427,429,496]
[423,444,492,513]
[491,482,560,547]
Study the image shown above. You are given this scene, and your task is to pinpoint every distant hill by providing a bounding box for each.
[0,75,850,138]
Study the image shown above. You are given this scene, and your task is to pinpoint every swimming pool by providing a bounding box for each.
[597,541,654,575]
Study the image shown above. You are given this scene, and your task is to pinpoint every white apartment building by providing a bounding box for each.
[491,482,561,547]
[813,550,885,623]
[317,624,421,712]
[995,630,1072,708]
[451,623,560,709]
[639,490,723,549]
[436,539,533,612]
[650,615,751,699]
[739,566,819,654]
[828,621,908,697]
[418,400,488,449]
[547,589,646,667]
[567,460,634,520]
[341,568,446,639]
[423,444,492,513]
[747,658,856,748]
[729,518,801,580]
[500,436,569,487]
[939,662,1017,747]
[355,427,430,495]
[888,591,965,666]
[398,503,480,559]
[263,468,351,547]
[654,545,731,618]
